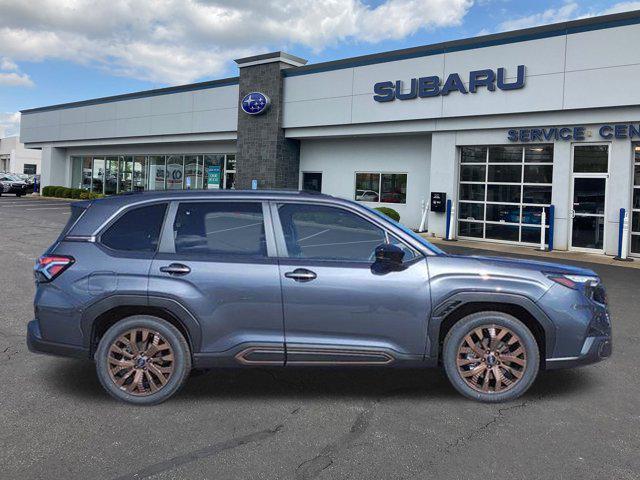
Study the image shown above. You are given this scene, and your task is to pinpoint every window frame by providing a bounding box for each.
[269,200,422,264]
[354,171,408,205]
[630,143,640,256]
[157,200,277,260]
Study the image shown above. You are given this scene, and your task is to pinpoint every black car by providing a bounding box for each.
[0,174,28,196]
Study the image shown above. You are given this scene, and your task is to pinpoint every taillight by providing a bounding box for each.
[34,255,75,282]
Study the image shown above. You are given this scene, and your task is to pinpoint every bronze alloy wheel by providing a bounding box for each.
[106,328,175,396]
[456,324,527,394]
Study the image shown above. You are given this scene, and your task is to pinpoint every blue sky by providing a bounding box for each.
[1,0,639,136]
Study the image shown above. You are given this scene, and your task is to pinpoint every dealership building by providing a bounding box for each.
[20,10,640,257]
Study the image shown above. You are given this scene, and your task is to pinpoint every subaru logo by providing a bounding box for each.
[241,92,270,115]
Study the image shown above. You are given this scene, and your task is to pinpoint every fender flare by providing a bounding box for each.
[80,294,202,353]
[427,291,556,361]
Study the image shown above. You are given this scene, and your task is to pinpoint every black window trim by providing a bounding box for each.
[97,201,170,255]
[269,200,422,263]
[158,199,276,259]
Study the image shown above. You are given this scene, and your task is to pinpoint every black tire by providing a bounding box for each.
[443,311,539,403]
[95,315,191,405]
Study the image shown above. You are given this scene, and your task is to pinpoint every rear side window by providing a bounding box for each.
[277,203,386,261]
[58,204,87,240]
[101,203,167,252]
[173,202,266,257]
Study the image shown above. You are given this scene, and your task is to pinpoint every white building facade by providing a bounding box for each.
[0,136,42,175]
[19,11,640,257]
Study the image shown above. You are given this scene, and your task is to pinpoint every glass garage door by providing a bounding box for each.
[458,145,553,244]
[632,145,640,255]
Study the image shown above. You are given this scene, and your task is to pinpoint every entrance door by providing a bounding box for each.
[570,145,609,253]
[301,172,322,192]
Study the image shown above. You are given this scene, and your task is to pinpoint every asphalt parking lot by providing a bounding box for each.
[1,195,639,480]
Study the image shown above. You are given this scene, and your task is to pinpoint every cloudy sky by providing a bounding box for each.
[1,0,639,136]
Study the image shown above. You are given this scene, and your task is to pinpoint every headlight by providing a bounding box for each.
[545,272,606,304]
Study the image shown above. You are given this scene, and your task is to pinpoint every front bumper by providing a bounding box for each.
[545,335,612,369]
[26,320,89,359]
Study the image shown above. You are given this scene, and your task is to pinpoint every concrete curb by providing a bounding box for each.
[423,234,640,270]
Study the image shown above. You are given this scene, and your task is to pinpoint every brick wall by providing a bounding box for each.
[235,62,300,189]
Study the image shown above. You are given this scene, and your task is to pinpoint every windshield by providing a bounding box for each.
[362,204,446,255]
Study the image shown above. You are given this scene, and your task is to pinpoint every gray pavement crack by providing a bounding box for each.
[111,423,284,480]
[438,400,533,459]
[295,405,374,480]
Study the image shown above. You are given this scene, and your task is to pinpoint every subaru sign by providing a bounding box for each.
[373,65,526,102]
[241,92,270,115]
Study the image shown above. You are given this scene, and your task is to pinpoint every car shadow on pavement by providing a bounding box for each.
[43,358,598,403]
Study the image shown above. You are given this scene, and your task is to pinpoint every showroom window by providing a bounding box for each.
[632,145,640,255]
[70,154,235,194]
[354,172,407,204]
[23,164,37,175]
[458,145,553,244]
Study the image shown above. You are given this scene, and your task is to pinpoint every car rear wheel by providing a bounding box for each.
[443,311,539,403]
[95,315,191,405]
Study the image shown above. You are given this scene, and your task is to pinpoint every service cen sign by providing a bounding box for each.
[373,65,526,102]
[507,124,640,142]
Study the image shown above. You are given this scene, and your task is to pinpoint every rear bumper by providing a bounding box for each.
[545,335,612,369]
[26,320,89,359]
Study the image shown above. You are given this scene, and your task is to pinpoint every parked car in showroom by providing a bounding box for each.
[0,173,28,196]
[28,190,611,405]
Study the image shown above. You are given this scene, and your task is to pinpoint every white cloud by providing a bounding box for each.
[0,57,18,71]
[0,71,34,87]
[498,2,580,31]
[600,1,640,14]
[494,1,640,33]
[0,54,33,87]
[0,112,21,137]
[0,0,474,85]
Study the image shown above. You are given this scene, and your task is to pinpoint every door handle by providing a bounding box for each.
[284,268,317,282]
[159,263,191,276]
[570,210,576,219]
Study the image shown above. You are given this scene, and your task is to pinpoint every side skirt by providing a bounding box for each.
[193,343,432,369]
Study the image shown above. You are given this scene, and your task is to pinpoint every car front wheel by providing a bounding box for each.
[95,315,191,405]
[443,311,539,403]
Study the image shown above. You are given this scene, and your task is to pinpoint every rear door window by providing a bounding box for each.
[101,203,167,252]
[173,202,267,257]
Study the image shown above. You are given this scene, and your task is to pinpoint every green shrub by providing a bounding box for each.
[71,189,83,199]
[42,186,54,197]
[79,191,91,200]
[374,207,400,222]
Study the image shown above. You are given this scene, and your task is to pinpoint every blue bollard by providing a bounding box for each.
[445,199,452,240]
[548,205,555,252]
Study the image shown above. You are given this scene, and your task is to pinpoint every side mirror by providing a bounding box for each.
[373,243,405,272]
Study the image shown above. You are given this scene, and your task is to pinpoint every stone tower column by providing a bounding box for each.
[234,52,307,189]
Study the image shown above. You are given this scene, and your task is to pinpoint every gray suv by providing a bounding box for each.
[27,190,612,405]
